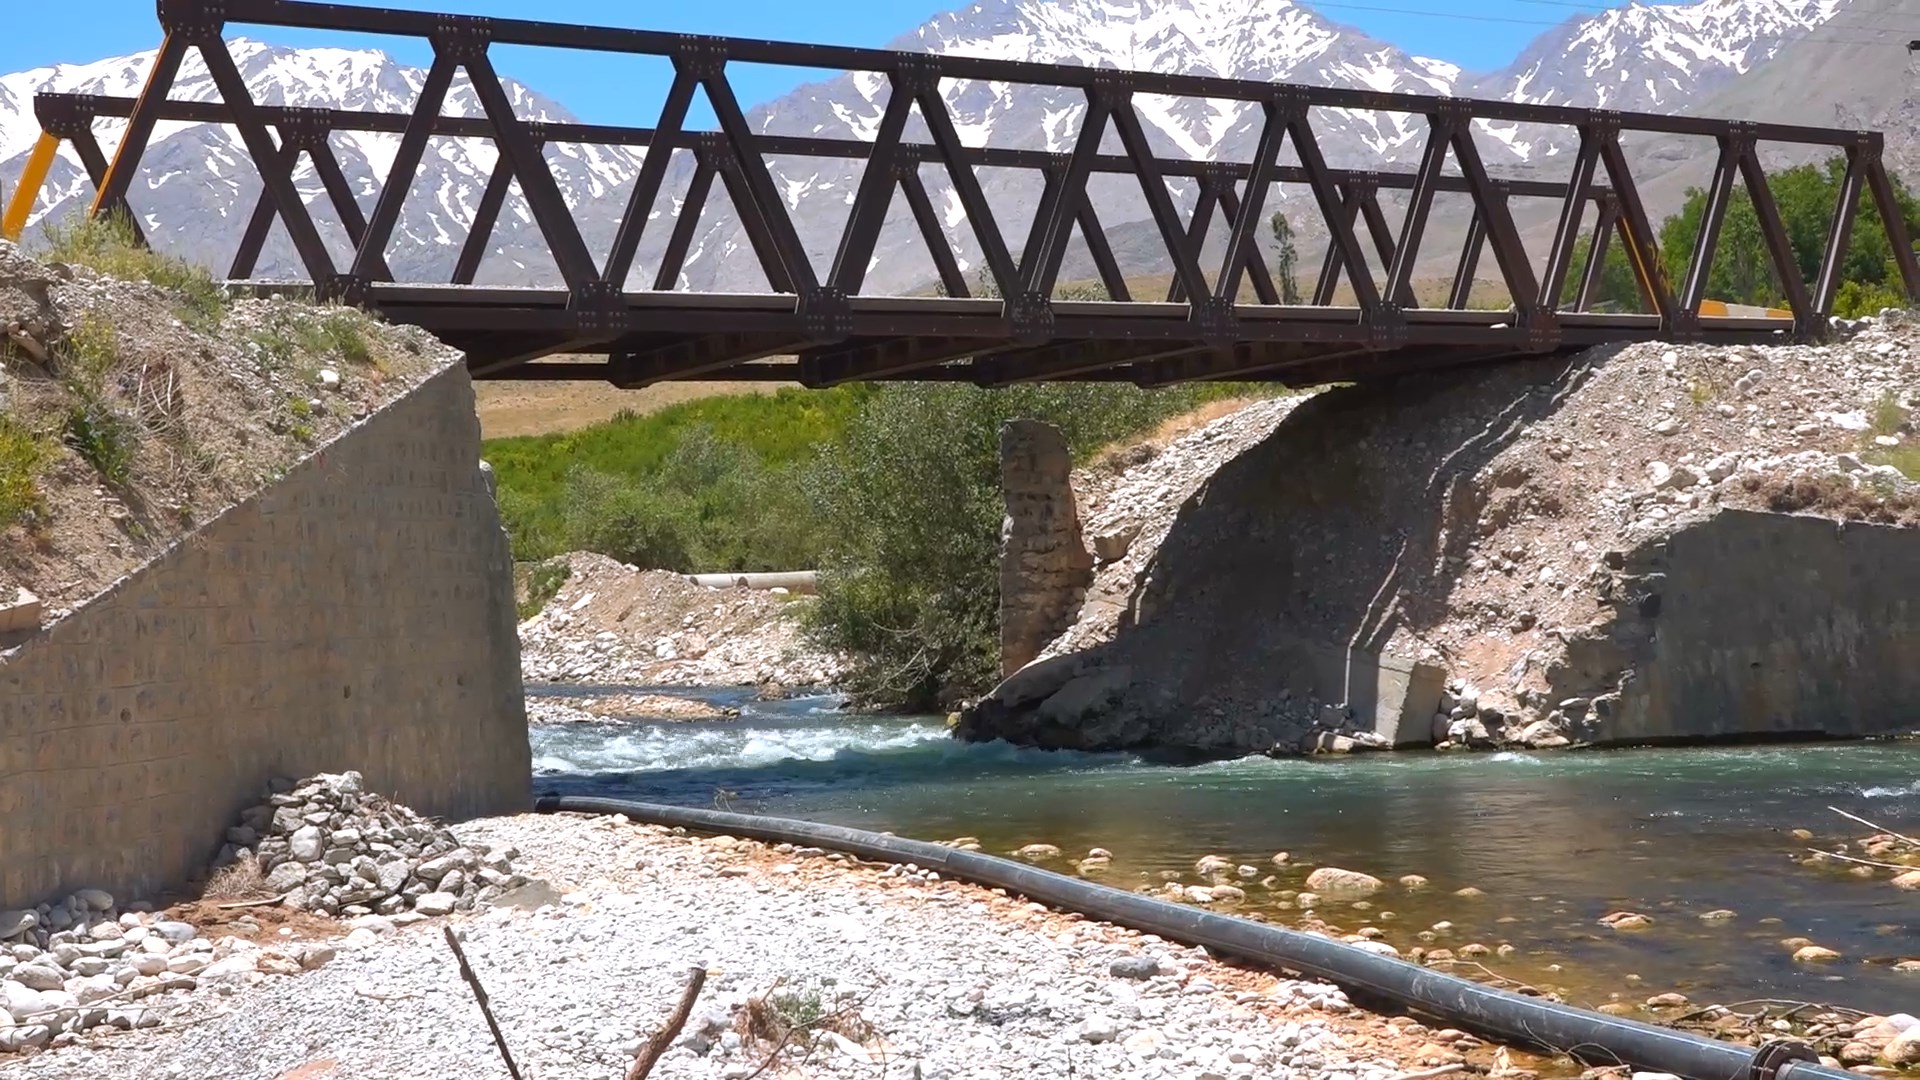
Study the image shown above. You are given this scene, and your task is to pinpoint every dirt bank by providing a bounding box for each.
[517,551,844,690]
[962,314,1920,754]
[0,237,451,631]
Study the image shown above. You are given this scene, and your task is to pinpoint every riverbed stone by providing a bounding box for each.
[0,912,36,940]
[1014,844,1061,860]
[413,892,458,917]
[1792,945,1842,963]
[1305,867,1384,897]
[1599,911,1653,931]
[1110,956,1160,980]
[1891,871,1920,891]
[1885,1028,1920,1066]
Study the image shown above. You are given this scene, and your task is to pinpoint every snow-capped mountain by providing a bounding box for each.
[0,0,1855,294]
[0,40,646,285]
[1467,0,1844,163]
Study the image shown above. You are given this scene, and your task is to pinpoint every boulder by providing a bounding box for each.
[1792,945,1842,963]
[1304,867,1385,897]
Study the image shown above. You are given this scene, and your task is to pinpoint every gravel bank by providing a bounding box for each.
[0,814,1480,1080]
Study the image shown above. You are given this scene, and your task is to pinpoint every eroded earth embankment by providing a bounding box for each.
[962,315,1920,754]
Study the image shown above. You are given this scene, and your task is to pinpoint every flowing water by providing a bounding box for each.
[529,686,1920,1015]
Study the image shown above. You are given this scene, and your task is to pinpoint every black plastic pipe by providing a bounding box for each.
[535,795,1842,1080]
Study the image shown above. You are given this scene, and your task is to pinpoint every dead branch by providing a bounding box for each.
[1804,848,1915,872]
[1388,1065,1467,1080]
[1668,999,1869,1025]
[441,925,525,1080]
[1828,805,1920,849]
[628,965,708,1080]
[214,893,288,910]
[4,322,48,367]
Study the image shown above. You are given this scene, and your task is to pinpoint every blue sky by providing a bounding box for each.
[4,0,1606,124]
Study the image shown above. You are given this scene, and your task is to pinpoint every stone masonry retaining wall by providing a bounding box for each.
[0,362,530,909]
[998,420,1093,678]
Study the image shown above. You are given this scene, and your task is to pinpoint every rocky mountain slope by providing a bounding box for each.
[0,0,1860,295]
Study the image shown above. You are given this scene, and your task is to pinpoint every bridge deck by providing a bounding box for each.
[9,0,1916,389]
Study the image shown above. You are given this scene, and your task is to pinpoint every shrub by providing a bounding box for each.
[516,557,572,620]
[40,212,228,330]
[803,382,1260,710]
[64,400,138,485]
[1834,280,1909,321]
[0,416,50,528]
[559,466,695,571]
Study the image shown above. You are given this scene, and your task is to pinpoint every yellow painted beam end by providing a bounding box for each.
[2,133,61,243]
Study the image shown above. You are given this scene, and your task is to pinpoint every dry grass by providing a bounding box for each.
[734,982,879,1070]
[201,852,275,901]
[1740,472,1920,526]
[1085,395,1269,474]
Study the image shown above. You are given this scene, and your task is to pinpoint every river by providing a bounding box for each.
[527,685,1919,1016]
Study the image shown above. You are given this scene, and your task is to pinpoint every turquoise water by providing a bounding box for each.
[528,686,1920,1014]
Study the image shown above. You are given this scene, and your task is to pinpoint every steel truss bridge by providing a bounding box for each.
[5,0,1919,389]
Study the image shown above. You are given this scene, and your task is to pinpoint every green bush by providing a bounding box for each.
[802,382,1263,711]
[559,466,695,571]
[64,401,137,485]
[517,557,572,620]
[485,386,873,566]
[1835,279,1909,320]
[0,417,50,528]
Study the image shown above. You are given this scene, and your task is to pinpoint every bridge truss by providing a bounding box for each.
[7,0,1919,388]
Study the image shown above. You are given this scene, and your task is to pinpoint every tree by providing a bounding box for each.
[1568,233,1646,312]
[1270,210,1303,304]
[1655,157,1919,310]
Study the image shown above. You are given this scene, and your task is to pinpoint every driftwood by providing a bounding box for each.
[1828,805,1920,849]
[1804,848,1916,872]
[627,965,708,1080]
[442,926,525,1080]
[1387,1065,1468,1080]
[213,893,289,910]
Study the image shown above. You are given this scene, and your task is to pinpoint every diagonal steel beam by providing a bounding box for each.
[1075,197,1132,302]
[826,74,916,294]
[1573,198,1617,312]
[1110,90,1210,304]
[1357,186,1417,308]
[351,49,458,284]
[1865,147,1920,305]
[1449,208,1486,311]
[1538,125,1603,312]
[92,30,189,225]
[453,151,516,285]
[1735,137,1814,332]
[1597,132,1681,332]
[1813,144,1866,318]
[196,36,337,283]
[913,79,1018,299]
[899,165,969,297]
[654,154,717,291]
[604,70,697,289]
[1025,93,1113,299]
[1216,183,1279,306]
[1679,134,1740,315]
[1292,114,1379,314]
[1168,176,1219,304]
[693,56,818,293]
[1447,123,1537,313]
[1383,111,1453,310]
[464,46,603,292]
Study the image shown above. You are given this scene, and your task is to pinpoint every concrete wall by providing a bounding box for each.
[1605,509,1920,742]
[0,362,529,909]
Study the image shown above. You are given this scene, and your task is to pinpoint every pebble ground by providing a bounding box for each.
[0,813,1477,1080]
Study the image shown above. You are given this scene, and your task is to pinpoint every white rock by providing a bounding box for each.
[1,980,48,1022]
[1081,1014,1121,1043]
[317,368,342,389]
[290,825,326,862]
[151,921,196,944]
[414,892,458,917]
[342,928,381,950]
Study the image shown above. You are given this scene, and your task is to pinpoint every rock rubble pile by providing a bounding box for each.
[218,771,529,917]
[0,888,336,1053]
[518,552,844,690]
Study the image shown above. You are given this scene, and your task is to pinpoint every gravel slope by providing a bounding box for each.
[0,814,1467,1080]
